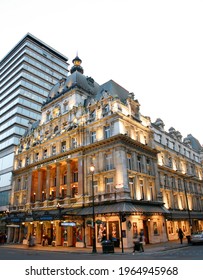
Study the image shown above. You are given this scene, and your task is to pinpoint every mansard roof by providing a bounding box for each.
[46,70,100,104]
[96,79,129,103]
[185,134,203,152]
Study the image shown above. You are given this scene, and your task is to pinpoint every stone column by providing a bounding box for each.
[132,152,137,171]
[46,166,51,200]
[78,157,83,196]
[114,147,128,189]
[27,170,32,204]
[154,160,162,201]
[142,155,147,174]
[66,160,71,197]
[56,163,61,199]
[37,168,42,201]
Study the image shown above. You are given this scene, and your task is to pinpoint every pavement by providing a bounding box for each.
[0,239,189,254]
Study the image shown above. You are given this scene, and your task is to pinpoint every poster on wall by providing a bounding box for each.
[108,221,119,241]
[132,222,138,238]
[76,226,82,242]
[97,222,107,242]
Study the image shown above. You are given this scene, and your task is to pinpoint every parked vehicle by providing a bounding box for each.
[191,231,203,245]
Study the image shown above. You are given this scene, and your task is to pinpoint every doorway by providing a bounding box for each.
[143,220,149,244]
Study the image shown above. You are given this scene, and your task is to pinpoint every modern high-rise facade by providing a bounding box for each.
[0,33,69,212]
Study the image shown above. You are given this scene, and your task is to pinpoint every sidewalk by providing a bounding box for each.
[0,239,189,254]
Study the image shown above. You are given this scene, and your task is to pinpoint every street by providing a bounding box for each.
[0,244,203,260]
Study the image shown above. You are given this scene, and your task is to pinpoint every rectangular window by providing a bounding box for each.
[146,158,152,175]
[103,104,109,116]
[52,146,56,155]
[137,156,142,172]
[43,149,47,158]
[23,177,28,190]
[104,126,111,139]
[127,154,132,170]
[73,172,78,182]
[105,154,113,170]
[105,177,113,193]
[72,184,78,197]
[61,141,66,152]
[16,179,21,191]
[140,180,144,200]
[91,131,96,143]
[63,174,67,185]
[149,183,153,201]
[72,138,77,148]
[26,156,30,165]
[129,177,135,199]
[35,153,39,161]
[174,194,178,209]
[22,194,27,205]
[91,181,98,195]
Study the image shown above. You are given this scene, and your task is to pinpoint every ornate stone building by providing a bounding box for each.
[6,57,169,248]
[152,119,203,240]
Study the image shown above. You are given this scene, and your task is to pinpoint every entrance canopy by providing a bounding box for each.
[63,202,169,217]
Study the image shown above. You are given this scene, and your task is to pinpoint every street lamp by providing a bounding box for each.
[90,163,97,253]
[183,178,192,234]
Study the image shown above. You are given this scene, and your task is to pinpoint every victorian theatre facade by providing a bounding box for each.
[9,57,168,248]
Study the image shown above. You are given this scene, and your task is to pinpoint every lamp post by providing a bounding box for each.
[90,163,97,253]
[183,178,192,234]
[119,213,125,253]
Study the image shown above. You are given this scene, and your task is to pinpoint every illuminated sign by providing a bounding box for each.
[61,222,76,227]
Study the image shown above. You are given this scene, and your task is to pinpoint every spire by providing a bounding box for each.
[70,54,84,74]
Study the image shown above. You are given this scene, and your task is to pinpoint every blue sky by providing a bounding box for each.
[1,0,203,144]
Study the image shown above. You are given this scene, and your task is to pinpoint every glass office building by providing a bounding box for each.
[0,33,69,211]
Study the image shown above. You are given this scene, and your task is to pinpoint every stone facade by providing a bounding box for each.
[4,57,202,248]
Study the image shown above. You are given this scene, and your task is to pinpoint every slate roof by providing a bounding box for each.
[47,70,100,101]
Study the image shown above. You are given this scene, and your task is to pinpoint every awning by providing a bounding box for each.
[168,210,203,220]
[63,202,169,216]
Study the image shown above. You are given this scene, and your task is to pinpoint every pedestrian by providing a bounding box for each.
[139,230,145,252]
[178,228,184,244]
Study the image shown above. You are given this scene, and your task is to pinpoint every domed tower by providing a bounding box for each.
[70,55,84,74]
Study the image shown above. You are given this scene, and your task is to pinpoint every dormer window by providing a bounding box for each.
[63,101,68,112]
[103,104,110,116]
[90,110,96,120]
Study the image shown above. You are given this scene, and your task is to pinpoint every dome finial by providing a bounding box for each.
[70,54,84,74]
